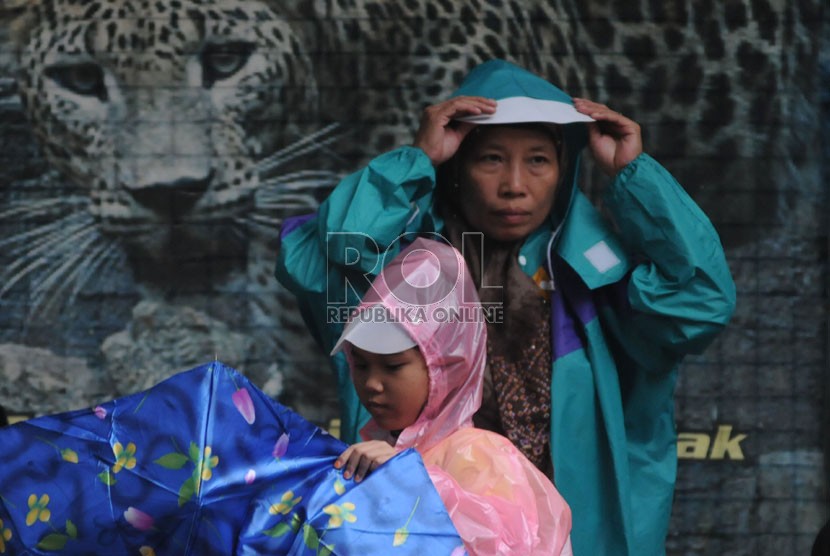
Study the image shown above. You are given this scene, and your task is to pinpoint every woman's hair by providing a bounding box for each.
[434,122,567,219]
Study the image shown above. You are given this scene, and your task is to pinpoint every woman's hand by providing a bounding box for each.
[413,96,496,166]
[334,440,397,482]
[573,98,643,177]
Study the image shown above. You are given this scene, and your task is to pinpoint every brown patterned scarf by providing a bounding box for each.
[443,214,554,478]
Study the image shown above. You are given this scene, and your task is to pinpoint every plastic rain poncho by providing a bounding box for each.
[344,238,573,556]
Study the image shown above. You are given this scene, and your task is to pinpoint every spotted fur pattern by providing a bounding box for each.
[0,0,821,424]
[2,0,342,422]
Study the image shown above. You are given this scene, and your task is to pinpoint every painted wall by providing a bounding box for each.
[0,1,826,553]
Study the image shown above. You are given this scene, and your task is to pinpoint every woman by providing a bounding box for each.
[276,59,736,555]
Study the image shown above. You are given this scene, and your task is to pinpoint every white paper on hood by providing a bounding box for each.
[455,96,595,125]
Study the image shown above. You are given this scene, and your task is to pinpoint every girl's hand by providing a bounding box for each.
[413,96,496,166]
[573,98,643,177]
[334,440,397,482]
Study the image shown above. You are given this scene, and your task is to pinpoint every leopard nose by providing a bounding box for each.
[128,173,212,217]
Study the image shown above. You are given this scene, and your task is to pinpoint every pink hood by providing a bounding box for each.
[352,238,486,453]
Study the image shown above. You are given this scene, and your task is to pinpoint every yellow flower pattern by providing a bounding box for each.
[393,497,420,548]
[393,528,408,547]
[60,448,79,464]
[0,518,12,553]
[269,490,302,515]
[25,494,50,526]
[198,446,219,481]
[112,442,137,474]
[322,502,357,528]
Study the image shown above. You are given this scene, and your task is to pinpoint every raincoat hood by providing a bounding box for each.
[446,58,591,228]
[342,238,487,453]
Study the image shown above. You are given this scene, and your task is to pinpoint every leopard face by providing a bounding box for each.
[12,0,319,266]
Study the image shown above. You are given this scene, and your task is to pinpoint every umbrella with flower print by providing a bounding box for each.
[0,361,465,555]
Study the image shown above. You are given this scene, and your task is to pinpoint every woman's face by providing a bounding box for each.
[458,125,560,243]
[350,346,430,433]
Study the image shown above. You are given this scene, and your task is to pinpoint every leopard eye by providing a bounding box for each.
[201,42,255,87]
[44,62,107,101]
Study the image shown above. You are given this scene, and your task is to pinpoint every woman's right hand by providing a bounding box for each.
[413,96,496,166]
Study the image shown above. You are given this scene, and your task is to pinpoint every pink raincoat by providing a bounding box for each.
[348,238,573,555]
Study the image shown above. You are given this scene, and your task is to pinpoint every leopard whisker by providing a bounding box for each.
[31,230,108,313]
[255,204,317,213]
[0,211,93,260]
[255,172,340,218]
[70,252,117,309]
[0,216,97,299]
[256,191,323,205]
[258,122,340,162]
[0,217,82,258]
[256,170,341,195]
[229,220,250,241]
[256,123,347,175]
[0,197,86,221]
[68,238,123,300]
[245,213,285,228]
[32,230,101,294]
[261,135,344,173]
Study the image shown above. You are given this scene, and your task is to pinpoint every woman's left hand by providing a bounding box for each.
[573,98,643,177]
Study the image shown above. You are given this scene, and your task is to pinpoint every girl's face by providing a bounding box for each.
[458,125,561,243]
[350,346,430,433]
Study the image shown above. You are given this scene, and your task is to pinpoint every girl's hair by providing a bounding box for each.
[434,123,567,219]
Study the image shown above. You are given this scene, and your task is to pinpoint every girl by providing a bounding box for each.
[331,237,573,556]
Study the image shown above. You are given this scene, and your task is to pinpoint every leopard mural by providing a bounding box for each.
[0,0,823,441]
[0,0,342,421]
[0,0,825,553]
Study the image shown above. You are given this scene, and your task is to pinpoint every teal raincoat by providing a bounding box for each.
[275,60,736,555]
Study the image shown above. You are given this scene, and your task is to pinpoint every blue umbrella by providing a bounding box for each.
[0,361,465,555]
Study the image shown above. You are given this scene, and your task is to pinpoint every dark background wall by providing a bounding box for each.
[0,1,826,553]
